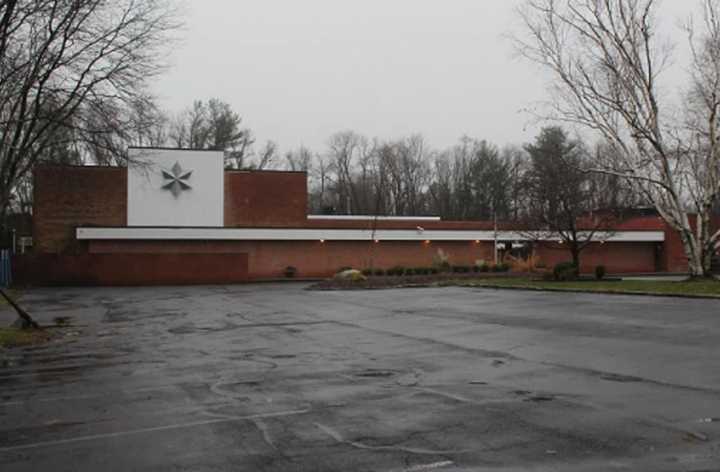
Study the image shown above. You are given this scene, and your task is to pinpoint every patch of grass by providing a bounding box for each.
[0,289,21,308]
[455,277,720,298]
[0,328,51,348]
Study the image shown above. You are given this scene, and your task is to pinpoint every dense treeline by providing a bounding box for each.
[103,98,643,222]
[11,95,649,225]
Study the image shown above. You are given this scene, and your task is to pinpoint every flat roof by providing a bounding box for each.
[76,227,665,243]
[307,215,441,222]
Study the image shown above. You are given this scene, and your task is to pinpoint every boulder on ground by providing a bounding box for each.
[334,269,367,282]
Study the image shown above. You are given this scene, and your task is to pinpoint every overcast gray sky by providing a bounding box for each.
[153,0,693,153]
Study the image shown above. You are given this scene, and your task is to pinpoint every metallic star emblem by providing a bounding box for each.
[161,162,193,198]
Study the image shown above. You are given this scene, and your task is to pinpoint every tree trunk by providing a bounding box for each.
[678,226,714,279]
[0,289,40,330]
[570,244,581,274]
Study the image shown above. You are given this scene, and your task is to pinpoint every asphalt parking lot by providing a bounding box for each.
[1,284,720,471]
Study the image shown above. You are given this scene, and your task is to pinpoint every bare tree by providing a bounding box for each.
[502,145,531,221]
[285,146,314,176]
[384,135,432,216]
[516,0,720,278]
[169,98,256,168]
[521,127,617,268]
[0,0,181,220]
[309,155,332,213]
[253,140,277,170]
[428,137,519,221]
[326,131,370,214]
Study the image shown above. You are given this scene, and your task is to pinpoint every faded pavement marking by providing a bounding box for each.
[0,409,311,453]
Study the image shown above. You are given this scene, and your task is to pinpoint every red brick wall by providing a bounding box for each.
[33,167,311,252]
[662,227,689,273]
[535,242,658,274]
[13,253,248,286]
[86,239,493,279]
[224,171,307,227]
[20,236,665,284]
[88,240,247,254]
[241,240,495,279]
[658,215,720,273]
[81,239,663,279]
[34,166,127,253]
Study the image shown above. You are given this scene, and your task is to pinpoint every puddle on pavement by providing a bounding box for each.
[599,373,643,383]
[353,369,397,378]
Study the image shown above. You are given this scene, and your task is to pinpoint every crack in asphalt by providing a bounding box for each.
[314,423,468,455]
[320,315,720,397]
[0,409,312,453]
[252,418,277,450]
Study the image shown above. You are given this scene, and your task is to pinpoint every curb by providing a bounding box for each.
[465,283,720,300]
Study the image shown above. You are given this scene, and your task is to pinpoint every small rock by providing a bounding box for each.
[683,431,709,442]
[334,270,367,282]
[11,317,32,329]
[396,371,422,387]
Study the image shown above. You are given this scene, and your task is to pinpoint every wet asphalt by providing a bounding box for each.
[1,284,720,471]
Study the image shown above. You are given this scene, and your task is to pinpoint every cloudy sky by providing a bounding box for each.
[154,0,694,153]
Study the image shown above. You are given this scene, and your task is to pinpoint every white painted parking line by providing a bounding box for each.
[0,408,310,453]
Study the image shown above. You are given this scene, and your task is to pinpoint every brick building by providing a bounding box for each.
[15,148,715,286]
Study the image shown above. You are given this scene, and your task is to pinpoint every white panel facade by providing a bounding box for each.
[127,148,224,227]
[77,227,666,243]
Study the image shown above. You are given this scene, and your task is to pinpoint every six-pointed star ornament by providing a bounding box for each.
[161,161,193,198]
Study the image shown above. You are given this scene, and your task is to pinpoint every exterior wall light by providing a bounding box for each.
[374,239,380,243]
[320,239,325,243]
[475,240,481,244]
[424,240,431,245]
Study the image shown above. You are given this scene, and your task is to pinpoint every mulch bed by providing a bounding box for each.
[308,272,528,290]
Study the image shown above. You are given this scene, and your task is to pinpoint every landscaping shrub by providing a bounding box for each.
[553,262,579,281]
[472,265,480,273]
[388,266,406,276]
[432,249,452,273]
[452,265,471,273]
[492,263,511,273]
[595,265,606,280]
[506,254,540,272]
[284,266,297,278]
[337,266,353,274]
[361,269,373,277]
[430,267,439,275]
[479,263,490,272]
[373,269,386,277]
[405,268,416,276]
